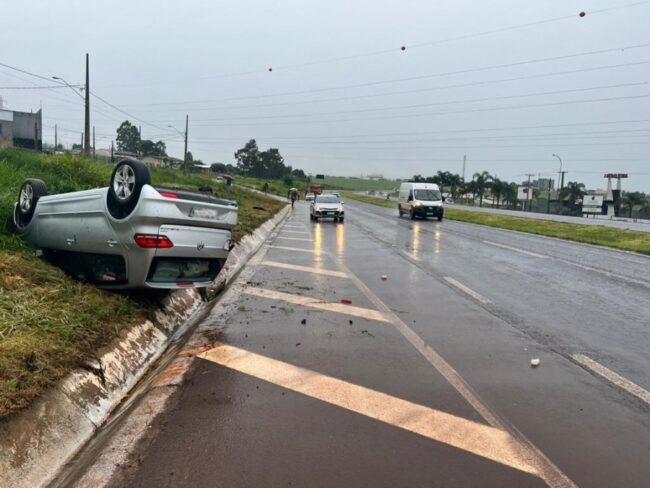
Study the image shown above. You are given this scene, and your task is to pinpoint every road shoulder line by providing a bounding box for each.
[572,354,650,405]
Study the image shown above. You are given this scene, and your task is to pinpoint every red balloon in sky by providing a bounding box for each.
[579,11,586,17]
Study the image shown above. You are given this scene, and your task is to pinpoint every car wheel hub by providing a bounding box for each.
[19,185,33,212]
[114,165,136,201]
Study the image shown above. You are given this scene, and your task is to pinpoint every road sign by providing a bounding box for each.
[582,195,603,214]
[517,186,533,200]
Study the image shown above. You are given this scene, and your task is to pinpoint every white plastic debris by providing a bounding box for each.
[530,358,541,367]
[381,275,388,281]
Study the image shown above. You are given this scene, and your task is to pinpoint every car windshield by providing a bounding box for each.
[414,189,441,201]
[316,195,340,204]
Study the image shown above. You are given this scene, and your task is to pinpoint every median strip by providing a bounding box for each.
[261,260,349,278]
[243,286,389,322]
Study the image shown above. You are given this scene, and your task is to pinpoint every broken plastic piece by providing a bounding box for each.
[381,275,388,280]
[531,358,541,367]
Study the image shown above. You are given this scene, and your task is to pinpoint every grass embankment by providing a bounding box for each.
[322,176,400,191]
[341,191,650,255]
[0,148,284,419]
[236,176,307,199]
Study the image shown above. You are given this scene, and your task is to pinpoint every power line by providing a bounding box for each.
[108,60,650,111]
[183,94,650,127]
[92,0,650,88]
[164,81,648,122]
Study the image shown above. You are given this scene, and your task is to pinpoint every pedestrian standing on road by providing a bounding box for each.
[290,189,298,208]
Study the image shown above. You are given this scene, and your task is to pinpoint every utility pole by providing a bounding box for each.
[84,53,90,156]
[558,171,567,214]
[524,173,534,211]
[54,124,58,150]
[183,114,189,173]
[547,178,552,214]
[110,140,114,162]
[462,154,466,181]
[34,122,38,152]
[80,133,83,151]
[138,125,142,158]
[93,126,96,159]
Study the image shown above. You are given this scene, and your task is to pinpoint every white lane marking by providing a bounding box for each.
[283,225,307,229]
[572,354,650,405]
[269,245,315,253]
[201,343,540,476]
[244,286,390,323]
[444,277,492,305]
[281,230,311,235]
[556,258,650,288]
[337,260,575,488]
[276,236,313,242]
[483,240,549,259]
[261,260,349,278]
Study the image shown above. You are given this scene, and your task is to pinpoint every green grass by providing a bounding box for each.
[0,148,285,418]
[236,175,307,199]
[342,191,650,255]
[322,176,400,191]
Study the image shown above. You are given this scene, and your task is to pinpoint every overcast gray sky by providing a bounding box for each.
[2,0,650,190]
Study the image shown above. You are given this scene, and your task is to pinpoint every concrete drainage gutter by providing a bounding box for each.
[0,204,290,488]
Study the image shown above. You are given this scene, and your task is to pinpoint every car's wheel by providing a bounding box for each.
[398,204,403,217]
[410,208,415,220]
[438,215,444,221]
[15,179,47,228]
[339,218,344,223]
[107,159,150,219]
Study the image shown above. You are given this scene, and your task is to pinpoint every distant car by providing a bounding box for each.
[445,197,455,204]
[310,194,344,222]
[14,158,238,289]
[305,192,315,201]
[397,182,444,221]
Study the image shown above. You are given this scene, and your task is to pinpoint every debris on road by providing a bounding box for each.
[300,318,307,325]
[531,358,541,367]
[295,342,301,347]
[341,299,352,305]
[381,275,388,280]
[349,320,353,325]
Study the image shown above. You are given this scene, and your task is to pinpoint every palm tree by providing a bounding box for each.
[447,173,464,199]
[620,191,647,218]
[490,178,508,208]
[561,181,586,213]
[502,183,518,209]
[465,179,478,205]
[472,171,492,207]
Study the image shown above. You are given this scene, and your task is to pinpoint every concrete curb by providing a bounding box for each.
[0,204,290,488]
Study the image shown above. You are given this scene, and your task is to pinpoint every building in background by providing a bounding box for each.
[0,109,42,150]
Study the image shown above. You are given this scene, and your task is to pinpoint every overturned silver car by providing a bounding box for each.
[14,158,238,289]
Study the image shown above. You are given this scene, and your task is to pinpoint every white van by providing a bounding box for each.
[397,182,444,220]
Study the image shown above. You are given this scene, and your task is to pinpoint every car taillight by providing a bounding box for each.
[134,234,174,248]
[159,192,178,199]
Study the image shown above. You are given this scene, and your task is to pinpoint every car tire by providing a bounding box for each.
[438,215,444,221]
[339,218,344,223]
[398,204,403,217]
[107,158,151,219]
[410,208,415,220]
[15,178,47,228]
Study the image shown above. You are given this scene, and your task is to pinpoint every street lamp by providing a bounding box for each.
[52,76,84,101]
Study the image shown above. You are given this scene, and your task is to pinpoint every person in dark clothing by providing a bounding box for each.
[290,189,298,208]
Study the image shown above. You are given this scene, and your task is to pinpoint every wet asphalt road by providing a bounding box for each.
[125,200,649,488]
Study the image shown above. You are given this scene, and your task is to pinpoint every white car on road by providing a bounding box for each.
[310,194,344,222]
